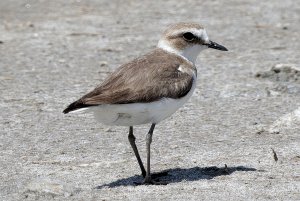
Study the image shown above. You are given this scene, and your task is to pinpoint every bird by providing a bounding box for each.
[63,22,228,185]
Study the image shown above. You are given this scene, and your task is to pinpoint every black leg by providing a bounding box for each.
[128,126,146,177]
[144,124,156,183]
[128,124,167,185]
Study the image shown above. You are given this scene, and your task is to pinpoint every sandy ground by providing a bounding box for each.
[1,0,300,200]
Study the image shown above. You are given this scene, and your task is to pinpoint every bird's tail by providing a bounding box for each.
[63,100,94,114]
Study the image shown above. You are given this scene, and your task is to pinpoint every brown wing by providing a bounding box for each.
[63,49,195,113]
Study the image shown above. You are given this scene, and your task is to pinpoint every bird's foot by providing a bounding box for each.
[141,171,168,179]
[151,171,168,179]
[134,175,168,185]
[143,177,168,185]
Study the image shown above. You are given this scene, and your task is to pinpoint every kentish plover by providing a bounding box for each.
[63,22,228,185]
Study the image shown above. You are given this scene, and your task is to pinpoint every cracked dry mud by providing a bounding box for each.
[0,0,300,200]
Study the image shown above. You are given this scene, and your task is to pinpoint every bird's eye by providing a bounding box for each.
[182,32,195,41]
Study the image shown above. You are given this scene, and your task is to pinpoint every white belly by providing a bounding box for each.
[86,79,197,126]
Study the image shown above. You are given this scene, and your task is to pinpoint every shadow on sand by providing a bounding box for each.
[96,165,258,189]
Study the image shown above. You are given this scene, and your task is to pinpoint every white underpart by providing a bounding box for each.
[157,28,209,64]
[88,73,197,126]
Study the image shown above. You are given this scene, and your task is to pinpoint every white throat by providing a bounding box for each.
[157,39,207,64]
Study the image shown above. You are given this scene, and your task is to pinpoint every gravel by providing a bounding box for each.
[1,0,299,200]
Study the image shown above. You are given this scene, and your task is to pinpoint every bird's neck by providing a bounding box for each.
[157,39,206,64]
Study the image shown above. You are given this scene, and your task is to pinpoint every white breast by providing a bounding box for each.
[89,75,197,126]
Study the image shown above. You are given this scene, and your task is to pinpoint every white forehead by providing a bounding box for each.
[168,28,209,42]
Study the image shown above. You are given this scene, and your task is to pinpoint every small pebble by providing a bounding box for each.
[105,127,113,132]
[100,61,108,67]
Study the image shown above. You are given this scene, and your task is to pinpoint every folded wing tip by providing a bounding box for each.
[63,100,92,114]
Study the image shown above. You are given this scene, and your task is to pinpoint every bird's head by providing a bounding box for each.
[158,22,228,64]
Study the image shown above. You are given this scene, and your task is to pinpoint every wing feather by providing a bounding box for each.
[63,49,196,114]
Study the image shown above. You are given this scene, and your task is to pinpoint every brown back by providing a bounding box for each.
[63,49,196,113]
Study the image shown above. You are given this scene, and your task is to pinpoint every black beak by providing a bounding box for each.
[207,40,228,51]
